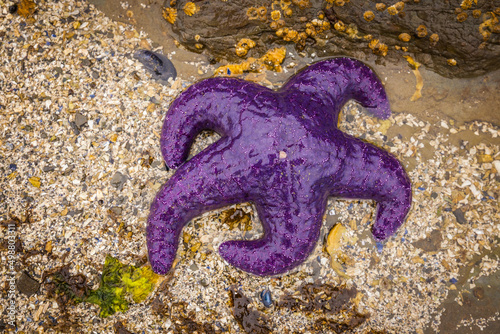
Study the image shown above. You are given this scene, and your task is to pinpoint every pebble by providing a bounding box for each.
[75,112,89,129]
[452,208,468,224]
[17,272,41,297]
[110,172,127,189]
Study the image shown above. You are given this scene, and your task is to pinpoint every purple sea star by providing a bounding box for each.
[147,58,412,276]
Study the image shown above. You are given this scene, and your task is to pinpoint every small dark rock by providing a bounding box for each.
[91,71,99,79]
[80,59,91,66]
[8,4,18,14]
[109,206,123,216]
[110,172,127,189]
[17,272,40,297]
[43,165,55,172]
[452,208,468,224]
[69,121,80,135]
[74,112,88,129]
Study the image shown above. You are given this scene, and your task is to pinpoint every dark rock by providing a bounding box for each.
[80,59,91,66]
[110,172,127,189]
[69,121,80,135]
[74,112,88,129]
[109,206,123,216]
[17,271,40,297]
[42,165,55,172]
[8,4,18,14]
[453,208,468,224]
[167,0,500,78]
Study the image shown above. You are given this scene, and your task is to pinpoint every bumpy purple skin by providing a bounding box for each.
[147,58,412,276]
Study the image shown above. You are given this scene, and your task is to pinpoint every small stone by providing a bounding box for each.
[43,165,55,172]
[91,71,100,79]
[111,172,127,189]
[189,263,199,271]
[17,272,40,297]
[109,206,123,215]
[452,208,467,224]
[75,112,88,129]
[9,4,18,14]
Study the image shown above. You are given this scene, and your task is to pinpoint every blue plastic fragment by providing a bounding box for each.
[9,164,17,170]
[376,241,383,253]
[449,278,457,284]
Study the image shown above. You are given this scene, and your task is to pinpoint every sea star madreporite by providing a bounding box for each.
[147,58,412,276]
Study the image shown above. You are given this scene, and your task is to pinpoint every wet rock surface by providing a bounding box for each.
[167,0,500,78]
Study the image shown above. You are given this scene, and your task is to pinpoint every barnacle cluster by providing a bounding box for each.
[363,11,375,22]
[162,7,177,24]
[246,6,267,21]
[368,39,388,56]
[183,2,199,16]
[235,38,256,57]
[479,12,500,41]
[215,47,286,76]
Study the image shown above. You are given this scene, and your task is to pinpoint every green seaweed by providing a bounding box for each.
[85,255,159,317]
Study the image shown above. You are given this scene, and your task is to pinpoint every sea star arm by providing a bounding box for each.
[323,134,412,240]
[160,78,267,168]
[147,137,251,274]
[282,57,390,127]
[219,192,327,276]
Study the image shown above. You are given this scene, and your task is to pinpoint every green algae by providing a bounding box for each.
[86,255,159,317]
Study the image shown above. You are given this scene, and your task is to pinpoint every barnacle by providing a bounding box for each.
[162,7,177,24]
[369,39,388,56]
[334,21,346,32]
[394,2,405,12]
[235,38,256,57]
[447,59,457,66]
[416,25,428,38]
[270,21,279,30]
[292,0,310,10]
[398,33,411,42]
[258,6,267,20]
[472,10,481,18]
[364,11,375,22]
[271,10,281,21]
[285,8,293,17]
[460,0,473,10]
[183,2,199,16]
[429,33,439,46]
[247,7,259,20]
[387,5,398,15]
[457,12,468,22]
[376,3,386,11]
